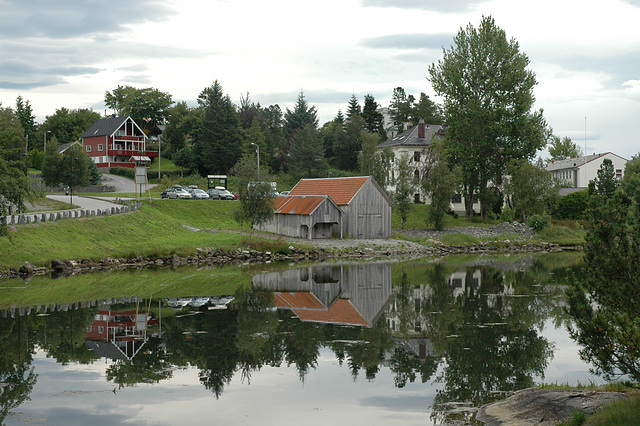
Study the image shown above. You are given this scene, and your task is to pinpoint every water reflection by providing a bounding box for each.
[0,256,587,424]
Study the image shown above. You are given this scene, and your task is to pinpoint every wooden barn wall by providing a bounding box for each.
[256,199,342,239]
[343,181,392,239]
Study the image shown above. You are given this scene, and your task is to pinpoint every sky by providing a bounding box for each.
[1,0,639,160]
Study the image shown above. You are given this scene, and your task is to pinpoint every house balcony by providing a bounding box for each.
[108,149,158,158]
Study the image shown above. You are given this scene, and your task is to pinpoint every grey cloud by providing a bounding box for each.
[361,33,454,50]
[0,78,65,90]
[0,0,173,38]
[121,74,154,84]
[361,0,482,13]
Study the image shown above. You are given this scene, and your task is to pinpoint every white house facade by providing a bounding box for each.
[545,152,628,194]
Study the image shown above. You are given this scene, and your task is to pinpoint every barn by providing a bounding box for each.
[258,176,392,239]
[256,195,344,239]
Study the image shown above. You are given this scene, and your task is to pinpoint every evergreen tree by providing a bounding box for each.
[288,124,327,178]
[242,117,269,171]
[193,81,241,175]
[0,104,31,234]
[284,91,318,138]
[362,94,385,140]
[261,104,286,173]
[334,114,364,171]
[591,158,618,198]
[411,93,442,125]
[173,147,197,176]
[566,166,640,381]
[346,94,361,119]
[15,96,36,144]
[238,92,260,130]
[388,87,413,134]
[622,153,640,200]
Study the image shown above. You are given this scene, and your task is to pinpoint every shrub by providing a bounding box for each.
[553,189,588,220]
[109,167,135,179]
[501,206,515,222]
[527,214,549,232]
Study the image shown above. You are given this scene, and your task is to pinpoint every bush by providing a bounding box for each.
[527,214,549,232]
[501,206,515,222]
[110,167,135,179]
[553,189,588,220]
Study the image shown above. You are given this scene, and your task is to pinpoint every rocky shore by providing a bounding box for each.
[0,222,582,280]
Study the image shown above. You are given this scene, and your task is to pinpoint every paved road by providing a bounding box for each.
[101,173,157,193]
[46,195,124,211]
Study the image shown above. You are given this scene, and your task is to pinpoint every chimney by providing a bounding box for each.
[418,119,425,139]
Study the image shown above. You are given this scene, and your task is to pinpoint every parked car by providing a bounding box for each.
[188,188,210,200]
[207,186,235,200]
[174,188,192,199]
[161,188,179,199]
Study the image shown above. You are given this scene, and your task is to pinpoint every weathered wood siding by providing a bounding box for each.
[256,198,342,239]
[343,180,392,239]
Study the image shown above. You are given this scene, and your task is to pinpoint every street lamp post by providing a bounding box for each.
[70,157,78,206]
[250,143,260,180]
[44,130,51,153]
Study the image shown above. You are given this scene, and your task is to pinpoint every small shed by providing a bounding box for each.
[256,195,343,239]
[287,176,392,239]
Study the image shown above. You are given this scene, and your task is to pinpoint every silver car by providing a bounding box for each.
[188,188,210,200]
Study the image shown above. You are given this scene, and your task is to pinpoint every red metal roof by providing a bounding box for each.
[273,195,328,215]
[274,292,368,326]
[289,177,370,205]
[294,299,369,327]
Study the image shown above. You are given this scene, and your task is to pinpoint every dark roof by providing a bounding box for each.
[377,123,444,148]
[81,116,145,138]
[57,141,81,154]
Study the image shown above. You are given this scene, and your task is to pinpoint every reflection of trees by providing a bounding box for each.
[429,267,554,424]
[106,337,172,389]
[30,307,98,365]
[388,346,439,388]
[0,316,37,424]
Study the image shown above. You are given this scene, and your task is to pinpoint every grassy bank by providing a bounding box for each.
[2,198,586,271]
[0,200,292,269]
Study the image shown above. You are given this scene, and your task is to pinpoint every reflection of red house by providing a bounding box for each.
[81,116,157,169]
[86,308,158,360]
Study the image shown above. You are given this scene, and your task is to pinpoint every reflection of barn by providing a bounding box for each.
[85,306,157,360]
[257,176,392,239]
[252,263,392,327]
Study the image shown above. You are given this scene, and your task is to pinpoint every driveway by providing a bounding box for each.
[101,173,158,193]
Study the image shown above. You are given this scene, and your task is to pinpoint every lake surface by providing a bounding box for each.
[0,253,601,425]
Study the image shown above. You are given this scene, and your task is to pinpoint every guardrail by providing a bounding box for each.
[3,202,142,226]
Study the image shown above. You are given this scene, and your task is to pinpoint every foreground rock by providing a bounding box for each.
[476,388,627,425]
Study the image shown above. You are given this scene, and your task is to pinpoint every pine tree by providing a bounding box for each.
[193,81,241,175]
[289,124,327,178]
[284,91,318,138]
[389,87,413,133]
[346,94,361,119]
[15,96,36,144]
[362,94,385,139]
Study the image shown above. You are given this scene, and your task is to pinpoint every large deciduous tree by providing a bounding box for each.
[192,81,241,175]
[504,159,559,221]
[234,154,275,232]
[104,85,173,133]
[547,135,581,162]
[394,153,416,229]
[41,108,101,145]
[428,15,548,218]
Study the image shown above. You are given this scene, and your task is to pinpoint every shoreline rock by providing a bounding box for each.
[0,239,578,281]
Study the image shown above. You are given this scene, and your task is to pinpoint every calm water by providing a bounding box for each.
[1,254,600,425]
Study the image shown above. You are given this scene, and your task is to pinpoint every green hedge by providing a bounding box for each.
[109,167,135,179]
[553,189,589,220]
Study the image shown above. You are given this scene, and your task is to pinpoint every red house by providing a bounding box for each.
[81,116,157,169]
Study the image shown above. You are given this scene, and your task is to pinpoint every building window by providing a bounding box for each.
[451,194,462,203]
[98,144,103,151]
[86,145,91,152]
[98,326,104,333]
[414,321,421,332]
[414,193,421,203]
[414,169,420,180]
[413,151,421,162]
[616,169,623,179]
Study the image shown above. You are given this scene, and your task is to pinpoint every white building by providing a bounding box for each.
[545,152,628,194]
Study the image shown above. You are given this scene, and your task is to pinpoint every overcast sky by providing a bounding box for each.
[1,0,638,159]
